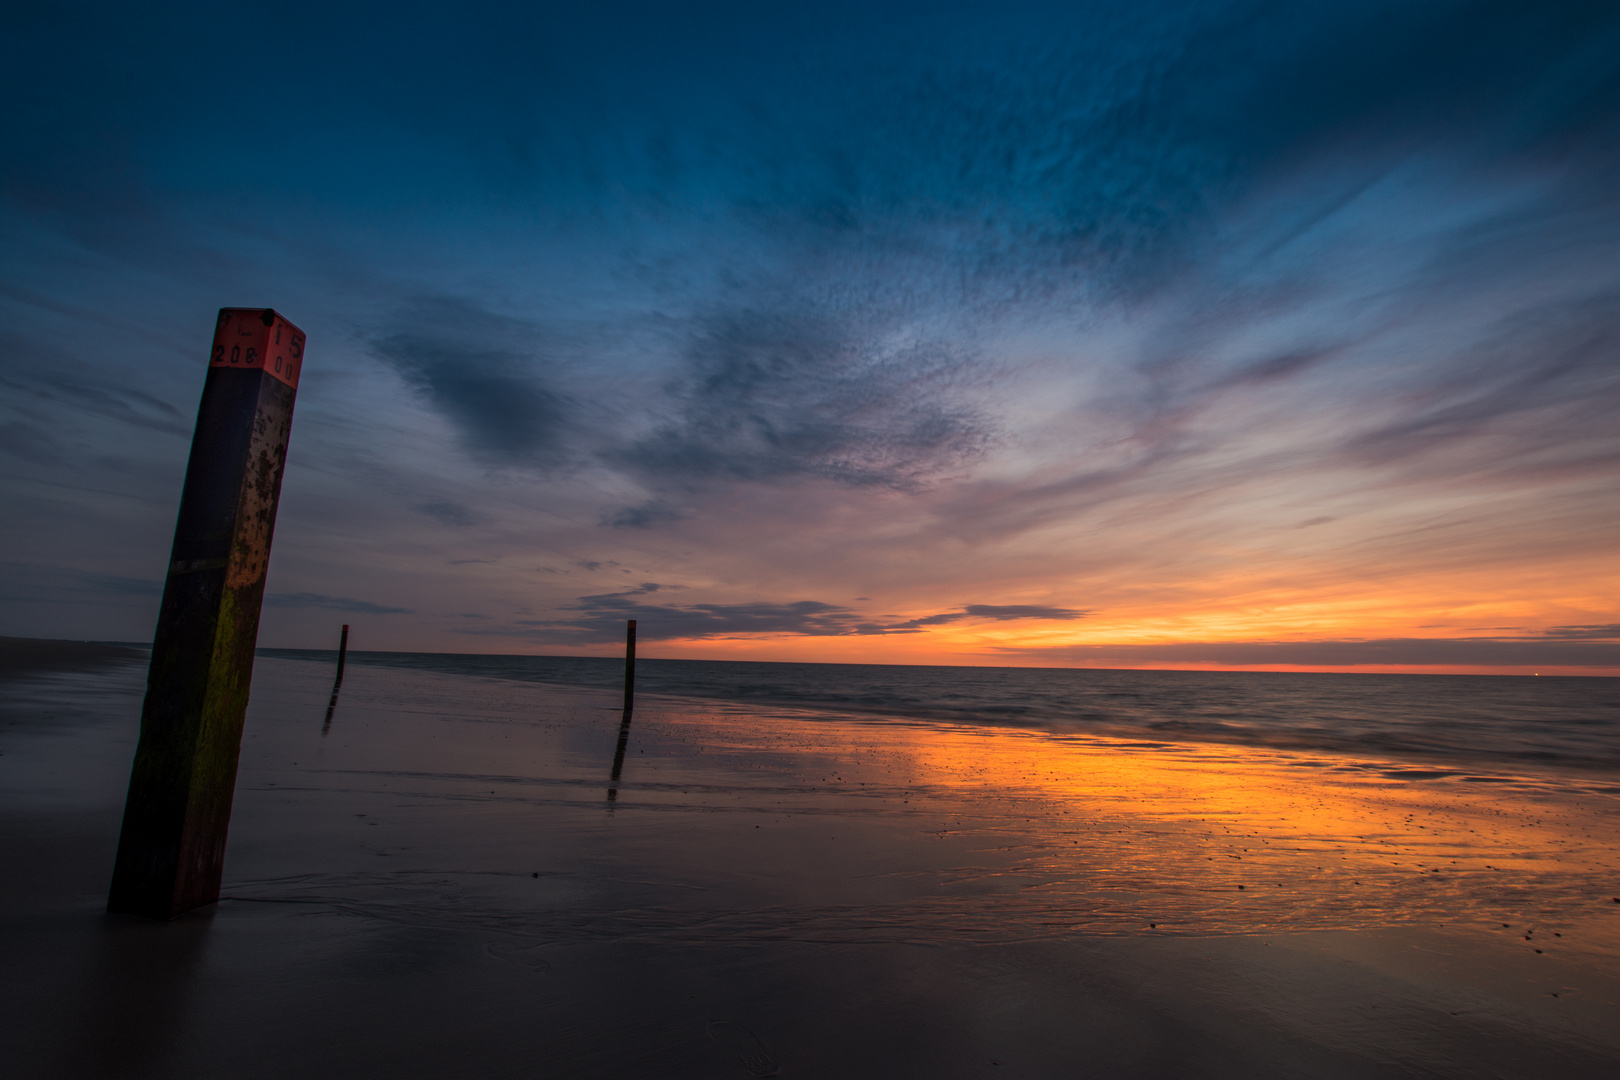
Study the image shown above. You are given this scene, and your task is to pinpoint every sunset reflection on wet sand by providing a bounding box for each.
[6,657,1620,1078]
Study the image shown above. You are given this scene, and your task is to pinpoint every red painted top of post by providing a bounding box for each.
[210,308,306,388]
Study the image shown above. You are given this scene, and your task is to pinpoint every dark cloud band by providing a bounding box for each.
[491,592,1086,643]
[999,634,1620,669]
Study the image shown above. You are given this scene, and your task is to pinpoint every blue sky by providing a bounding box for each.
[4,1,1619,670]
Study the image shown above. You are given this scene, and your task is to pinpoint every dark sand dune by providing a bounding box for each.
[2,657,1617,1079]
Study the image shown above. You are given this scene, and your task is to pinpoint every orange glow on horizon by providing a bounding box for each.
[610,539,1620,674]
[537,633,1620,677]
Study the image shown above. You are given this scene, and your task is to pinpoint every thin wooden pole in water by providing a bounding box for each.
[608,620,636,804]
[335,624,349,686]
[108,307,305,920]
[622,619,636,717]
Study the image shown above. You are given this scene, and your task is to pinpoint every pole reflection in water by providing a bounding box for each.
[320,624,349,737]
[319,685,340,736]
[606,708,633,805]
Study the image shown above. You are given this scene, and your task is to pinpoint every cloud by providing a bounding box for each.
[963,604,1087,621]
[602,500,683,529]
[1345,292,1620,483]
[999,636,1620,669]
[413,500,481,526]
[7,2,1620,656]
[610,306,996,496]
[533,595,862,643]
[491,591,1086,643]
[0,420,65,465]
[0,564,164,610]
[0,359,188,440]
[265,593,414,615]
[370,299,574,470]
[883,604,1088,630]
[1536,624,1620,641]
[885,612,968,630]
[74,571,163,597]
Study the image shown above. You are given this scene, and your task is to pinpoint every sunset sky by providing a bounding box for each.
[3,1,1618,674]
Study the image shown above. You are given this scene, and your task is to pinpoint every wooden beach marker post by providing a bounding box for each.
[335,623,349,686]
[108,308,305,920]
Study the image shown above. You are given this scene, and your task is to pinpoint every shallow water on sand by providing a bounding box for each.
[4,657,1620,1079]
[232,660,1620,944]
[263,649,1620,773]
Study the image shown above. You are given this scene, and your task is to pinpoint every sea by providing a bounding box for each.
[259,649,1620,775]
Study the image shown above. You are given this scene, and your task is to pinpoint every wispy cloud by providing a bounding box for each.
[886,604,1088,630]
[1534,624,1620,641]
[369,299,575,470]
[998,636,1620,669]
[479,590,1085,644]
[413,500,481,527]
[607,305,996,501]
[601,500,683,529]
[0,359,188,441]
[266,593,414,616]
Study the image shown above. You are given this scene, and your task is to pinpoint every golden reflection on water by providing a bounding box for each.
[229,666,1620,957]
[663,702,1620,945]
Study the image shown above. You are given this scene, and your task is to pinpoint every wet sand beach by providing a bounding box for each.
[3,654,1619,1078]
